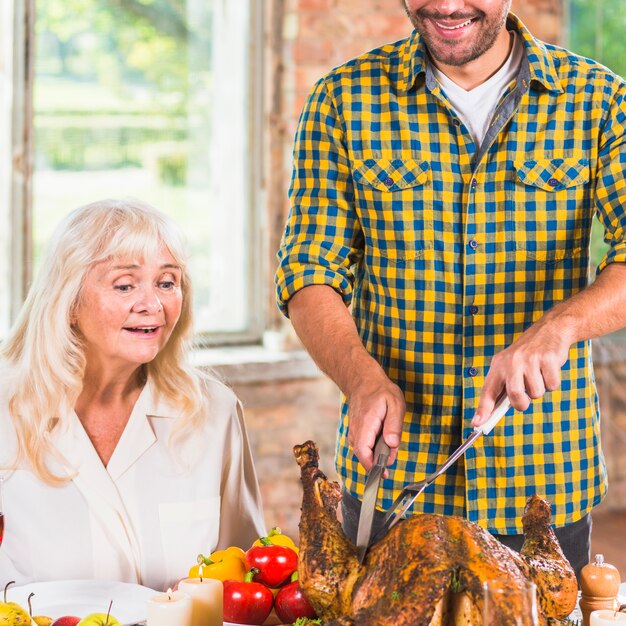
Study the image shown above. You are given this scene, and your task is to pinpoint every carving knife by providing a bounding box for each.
[355,434,390,563]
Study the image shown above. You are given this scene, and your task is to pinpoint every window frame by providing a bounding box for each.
[8,0,267,347]
[9,0,34,324]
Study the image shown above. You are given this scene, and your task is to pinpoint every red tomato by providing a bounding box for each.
[223,572,274,625]
[245,541,298,587]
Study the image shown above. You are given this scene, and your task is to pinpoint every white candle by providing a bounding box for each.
[146,589,193,626]
[178,577,223,626]
[591,610,626,625]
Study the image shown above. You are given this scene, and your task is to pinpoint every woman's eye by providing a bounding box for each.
[158,281,176,290]
[114,284,133,293]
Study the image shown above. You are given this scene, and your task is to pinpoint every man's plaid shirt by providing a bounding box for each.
[275,14,626,533]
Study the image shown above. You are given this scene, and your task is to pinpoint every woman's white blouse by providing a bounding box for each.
[0,378,266,591]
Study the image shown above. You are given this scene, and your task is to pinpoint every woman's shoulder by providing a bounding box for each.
[196,371,239,411]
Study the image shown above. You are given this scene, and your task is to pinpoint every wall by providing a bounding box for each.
[251,0,625,541]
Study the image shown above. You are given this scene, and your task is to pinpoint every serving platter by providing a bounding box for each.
[8,580,157,623]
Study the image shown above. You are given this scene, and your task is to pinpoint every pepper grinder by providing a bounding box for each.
[579,554,621,626]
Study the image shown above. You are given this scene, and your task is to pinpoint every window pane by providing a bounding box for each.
[569,0,626,76]
[33,0,255,337]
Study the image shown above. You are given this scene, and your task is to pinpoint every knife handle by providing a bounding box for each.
[373,433,391,465]
[475,396,511,436]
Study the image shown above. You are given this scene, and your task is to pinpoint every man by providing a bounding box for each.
[275,0,626,575]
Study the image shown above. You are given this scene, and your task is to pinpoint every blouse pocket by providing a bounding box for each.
[508,157,590,263]
[159,497,220,582]
[352,156,433,263]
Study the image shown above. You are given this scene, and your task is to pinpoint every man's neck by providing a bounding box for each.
[430,29,515,91]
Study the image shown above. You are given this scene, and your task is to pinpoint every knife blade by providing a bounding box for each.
[355,434,390,563]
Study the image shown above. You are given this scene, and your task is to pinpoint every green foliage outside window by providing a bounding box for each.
[36,0,209,176]
[568,0,626,77]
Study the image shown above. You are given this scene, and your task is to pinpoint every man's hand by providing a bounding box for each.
[472,263,626,427]
[344,364,405,472]
[287,285,405,471]
[472,318,574,426]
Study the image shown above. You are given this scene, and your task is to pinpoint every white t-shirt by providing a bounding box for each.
[432,31,525,146]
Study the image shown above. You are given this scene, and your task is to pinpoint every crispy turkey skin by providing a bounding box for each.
[293,441,578,626]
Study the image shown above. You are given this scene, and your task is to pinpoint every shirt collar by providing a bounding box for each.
[399,11,563,94]
[144,376,185,420]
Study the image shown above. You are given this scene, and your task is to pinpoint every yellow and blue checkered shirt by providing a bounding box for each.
[275,14,626,533]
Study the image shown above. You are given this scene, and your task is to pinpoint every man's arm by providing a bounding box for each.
[473,262,626,424]
[287,285,405,471]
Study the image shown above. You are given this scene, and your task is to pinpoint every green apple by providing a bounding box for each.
[76,614,121,626]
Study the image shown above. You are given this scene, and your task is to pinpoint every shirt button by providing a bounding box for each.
[469,305,479,314]
[469,239,479,250]
[384,176,394,186]
[470,178,478,188]
[468,367,478,377]
[453,118,461,126]
[548,177,559,187]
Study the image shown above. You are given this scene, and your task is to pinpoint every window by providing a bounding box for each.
[3,0,264,344]
[568,0,626,76]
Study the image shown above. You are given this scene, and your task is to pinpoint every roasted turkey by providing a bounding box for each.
[293,440,578,625]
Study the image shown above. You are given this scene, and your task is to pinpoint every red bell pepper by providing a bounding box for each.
[223,569,274,625]
[274,572,318,623]
[244,538,299,587]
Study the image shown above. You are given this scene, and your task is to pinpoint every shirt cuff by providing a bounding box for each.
[275,265,353,317]
[597,241,626,272]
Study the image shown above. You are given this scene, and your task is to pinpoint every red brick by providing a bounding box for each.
[339,0,406,15]
[293,39,334,65]
[297,0,332,10]
[295,65,329,91]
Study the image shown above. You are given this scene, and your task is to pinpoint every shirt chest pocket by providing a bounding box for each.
[352,157,433,262]
[507,157,591,263]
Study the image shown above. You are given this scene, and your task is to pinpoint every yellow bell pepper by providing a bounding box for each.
[188,546,247,582]
[252,527,299,554]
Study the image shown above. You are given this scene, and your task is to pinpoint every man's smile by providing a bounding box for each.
[434,18,477,31]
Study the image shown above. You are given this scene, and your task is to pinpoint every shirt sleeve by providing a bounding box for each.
[595,80,626,272]
[217,399,266,549]
[274,75,364,317]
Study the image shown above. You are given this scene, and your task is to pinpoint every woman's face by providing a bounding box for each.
[73,244,183,377]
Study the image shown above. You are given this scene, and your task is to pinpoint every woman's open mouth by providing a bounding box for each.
[124,326,160,335]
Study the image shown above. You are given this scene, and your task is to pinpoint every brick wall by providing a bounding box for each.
[253,0,626,540]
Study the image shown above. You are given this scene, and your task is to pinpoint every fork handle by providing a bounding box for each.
[474,396,511,436]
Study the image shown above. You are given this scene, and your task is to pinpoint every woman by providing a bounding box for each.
[0,198,265,590]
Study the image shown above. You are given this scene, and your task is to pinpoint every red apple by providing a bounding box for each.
[51,617,81,626]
